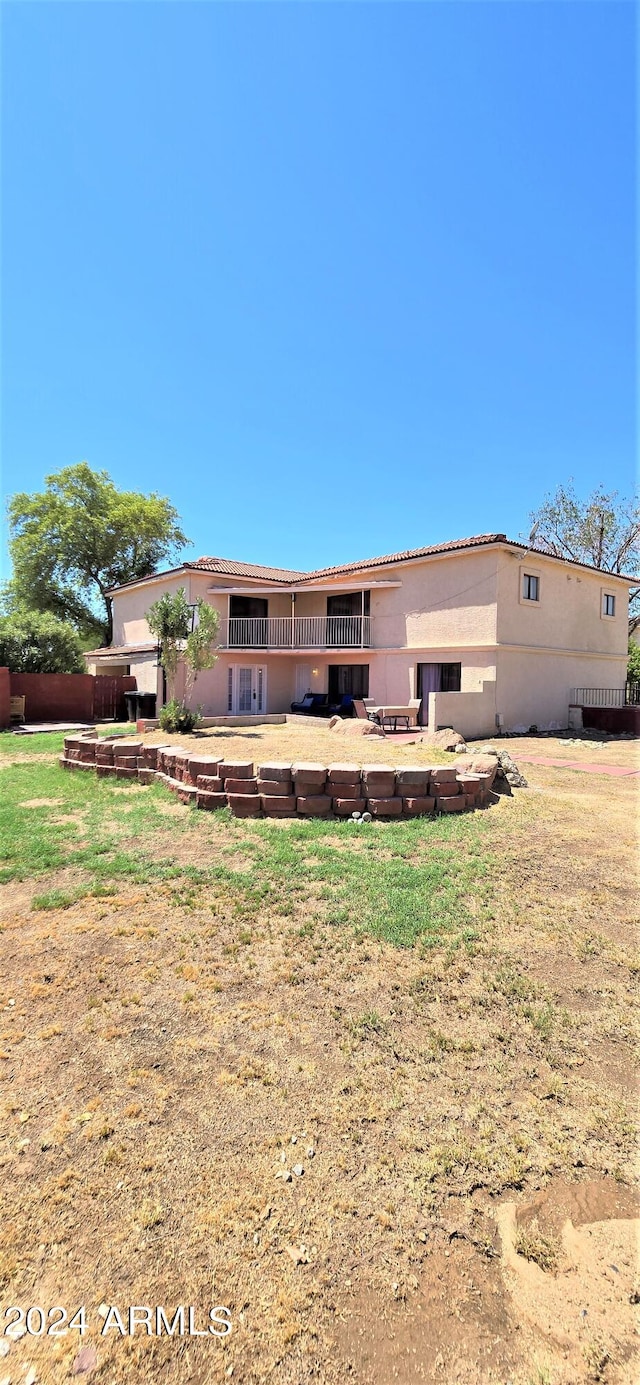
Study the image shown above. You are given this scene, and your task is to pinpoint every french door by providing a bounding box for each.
[228,664,267,715]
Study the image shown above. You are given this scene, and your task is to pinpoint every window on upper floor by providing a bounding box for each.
[602,592,616,618]
[522,573,540,602]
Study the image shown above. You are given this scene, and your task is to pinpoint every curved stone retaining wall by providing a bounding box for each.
[60,735,498,818]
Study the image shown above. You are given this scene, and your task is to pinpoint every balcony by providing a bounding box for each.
[220,615,372,650]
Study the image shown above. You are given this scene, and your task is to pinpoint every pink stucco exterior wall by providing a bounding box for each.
[104,545,631,735]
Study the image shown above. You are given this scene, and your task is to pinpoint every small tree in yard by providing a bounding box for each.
[146,588,219,732]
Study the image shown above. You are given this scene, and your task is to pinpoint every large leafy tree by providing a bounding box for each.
[7,463,189,645]
[528,481,639,625]
[0,610,85,674]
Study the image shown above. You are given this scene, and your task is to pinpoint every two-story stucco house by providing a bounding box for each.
[85,533,632,738]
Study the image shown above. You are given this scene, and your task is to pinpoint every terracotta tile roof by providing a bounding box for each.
[187,556,306,582]
[187,534,507,585]
[107,534,636,598]
[301,533,508,581]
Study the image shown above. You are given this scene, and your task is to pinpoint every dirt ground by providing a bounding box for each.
[0,729,638,1385]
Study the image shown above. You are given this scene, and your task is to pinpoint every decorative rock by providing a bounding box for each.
[361,811,372,822]
[328,719,384,736]
[422,728,466,751]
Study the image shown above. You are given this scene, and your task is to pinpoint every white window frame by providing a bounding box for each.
[601,590,617,619]
[519,566,541,605]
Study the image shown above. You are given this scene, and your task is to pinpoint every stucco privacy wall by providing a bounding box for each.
[429,684,497,739]
[495,649,629,732]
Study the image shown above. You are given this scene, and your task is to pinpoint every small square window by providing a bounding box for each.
[603,593,616,617]
[522,573,540,602]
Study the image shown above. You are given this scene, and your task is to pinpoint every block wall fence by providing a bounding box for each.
[60,736,499,817]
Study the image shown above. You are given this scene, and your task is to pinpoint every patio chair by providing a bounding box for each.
[352,698,381,725]
[327,694,354,718]
[407,697,422,726]
[290,693,315,714]
[290,693,330,716]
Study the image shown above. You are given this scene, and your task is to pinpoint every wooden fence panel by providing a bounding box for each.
[92,676,137,721]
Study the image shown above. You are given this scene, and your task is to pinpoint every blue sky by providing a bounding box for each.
[1,1,635,576]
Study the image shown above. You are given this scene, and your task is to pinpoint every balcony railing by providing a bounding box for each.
[220,615,372,649]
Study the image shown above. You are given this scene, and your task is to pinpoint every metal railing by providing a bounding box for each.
[571,685,639,707]
[220,615,372,649]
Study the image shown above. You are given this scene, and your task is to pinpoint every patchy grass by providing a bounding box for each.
[0,729,637,1384]
[0,756,492,948]
[0,723,135,758]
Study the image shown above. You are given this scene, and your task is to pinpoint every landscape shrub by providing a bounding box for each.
[158,699,200,734]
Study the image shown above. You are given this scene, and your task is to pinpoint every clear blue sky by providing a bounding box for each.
[1,1,635,576]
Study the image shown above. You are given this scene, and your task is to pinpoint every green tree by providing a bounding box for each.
[7,463,189,646]
[0,610,85,674]
[628,637,640,684]
[146,588,219,720]
[528,481,639,621]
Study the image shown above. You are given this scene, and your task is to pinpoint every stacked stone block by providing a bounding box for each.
[60,736,497,818]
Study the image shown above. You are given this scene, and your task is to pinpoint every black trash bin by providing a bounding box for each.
[137,692,157,718]
[124,692,139,723]
[124,691,157,722]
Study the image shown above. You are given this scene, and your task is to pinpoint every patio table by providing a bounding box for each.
[369,705,416,732]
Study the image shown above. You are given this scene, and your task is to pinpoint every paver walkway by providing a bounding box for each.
[383,731,639,777]
[514,754,639,777]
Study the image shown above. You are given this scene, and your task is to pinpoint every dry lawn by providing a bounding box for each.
[0,727,638,1385]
